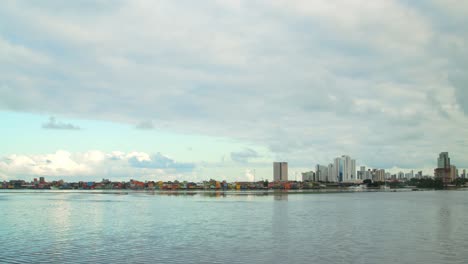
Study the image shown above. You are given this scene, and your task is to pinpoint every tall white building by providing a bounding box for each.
[273,162,288,182]
[328,163,336,182]
[333,155,356,183]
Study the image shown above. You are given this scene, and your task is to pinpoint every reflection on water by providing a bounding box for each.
[1,190,468,264]
[273,193,289,201]
[146,191,198,197]
[272,193,289,263]
[434,192,461,263]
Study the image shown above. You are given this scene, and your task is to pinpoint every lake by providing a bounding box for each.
[1,190,467,264]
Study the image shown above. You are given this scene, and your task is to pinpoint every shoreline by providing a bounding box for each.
[1,188,467,196]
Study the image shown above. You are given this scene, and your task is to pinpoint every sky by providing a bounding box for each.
[1,0,468,182]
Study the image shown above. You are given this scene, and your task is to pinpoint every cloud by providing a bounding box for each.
[244,169,255,182]
[0,150,89,177]
[230,148,259,163]
[42,117,81,130]
[0,150,196,181]
[128,153,195,171]
[0,1,468,171]
[135,121,155,130]
[0,36,52,66]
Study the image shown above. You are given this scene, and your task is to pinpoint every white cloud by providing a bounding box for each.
[0,150,89,177]
[271,0,432,54]
[126,152,151,162]
[0,150,198,181]
[0,36,52,65]
[430,0,468,17]
[244,169,255,182]
[107,151,126,160]
[83,150,106,163]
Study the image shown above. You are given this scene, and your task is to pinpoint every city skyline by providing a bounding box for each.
[1,1,468,182]
[3,151,465,186]
[1,150,464,183]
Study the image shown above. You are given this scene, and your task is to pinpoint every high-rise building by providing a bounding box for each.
[435,152,455,184]
[273,162,288,182]
[301,171,315,182]
[316,165,329,182]
[374,169,385,182]
[385,172,391,180]
[438,152,450,168]
[462,169,466,179]
[450,165,458,181]
[333,155,356,183]
[328,163,336,182]
[397,172,404,179]
[357,166,366,180]
[404,171,414,179]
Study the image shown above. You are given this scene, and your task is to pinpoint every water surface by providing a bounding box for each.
[1,190,467,264]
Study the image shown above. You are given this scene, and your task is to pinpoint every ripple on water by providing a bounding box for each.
[1,191,468,263]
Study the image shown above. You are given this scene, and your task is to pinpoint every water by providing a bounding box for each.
[1,190,467,264]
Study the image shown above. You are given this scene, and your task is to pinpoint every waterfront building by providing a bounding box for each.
[301,171,315,182]
[357,166,369,180]
[328,163,336,182]
[385,172,391,180]
[451,165,458,180]
[316,165,329,182]
[332,159,340,181]
[463,169,466,179]
[398,172,404,180]
[405,171,414,179]
[374,169,385,182]
[333,155,356,183]
[273,162,288,182]
[434,152,456,184]
[438,152,450,169]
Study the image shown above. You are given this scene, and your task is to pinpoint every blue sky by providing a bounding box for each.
[1,0,468,181]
